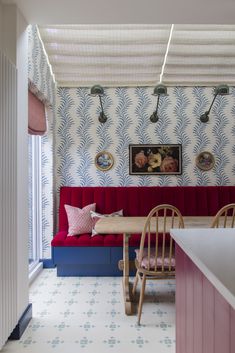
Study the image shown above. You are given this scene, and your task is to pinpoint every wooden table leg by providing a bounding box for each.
[122,232,133,315]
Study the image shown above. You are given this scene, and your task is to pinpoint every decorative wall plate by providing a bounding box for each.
[95,151,114,171]
[196,151,215,171]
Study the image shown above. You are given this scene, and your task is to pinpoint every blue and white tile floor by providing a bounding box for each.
[3,269,175,353]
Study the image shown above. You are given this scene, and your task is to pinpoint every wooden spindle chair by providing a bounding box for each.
[211,203,235,228]
[132,204,184,325]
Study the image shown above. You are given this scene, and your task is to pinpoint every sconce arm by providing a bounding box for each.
[207,93,218,115]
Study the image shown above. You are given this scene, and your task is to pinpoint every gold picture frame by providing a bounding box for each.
[196,151,215,171]
[95,151,114,171]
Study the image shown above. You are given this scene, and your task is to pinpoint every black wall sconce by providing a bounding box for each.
[150,84,168,122]
[200,84,229,123]
[89,85,107,123]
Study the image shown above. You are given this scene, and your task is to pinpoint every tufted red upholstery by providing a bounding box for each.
[51,230,160,247]
[52,186,235,247]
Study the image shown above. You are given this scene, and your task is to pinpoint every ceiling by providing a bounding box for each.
[2,0,235,25]
[38,24,235,87]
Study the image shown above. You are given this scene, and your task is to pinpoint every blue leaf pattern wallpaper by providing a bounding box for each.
[28,25,55,259]
[28,25,55,106]
[41,109,54,259]
[56,86,235,190]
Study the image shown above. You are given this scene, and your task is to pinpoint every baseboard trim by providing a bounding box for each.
[40,258,56,268]
[9,303,32,340]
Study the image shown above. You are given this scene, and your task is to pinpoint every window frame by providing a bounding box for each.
[28,135,42,274]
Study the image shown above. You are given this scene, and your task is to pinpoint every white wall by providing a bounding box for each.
[1,4,17,64]
[0,2,3,49]
[5,0,235,25]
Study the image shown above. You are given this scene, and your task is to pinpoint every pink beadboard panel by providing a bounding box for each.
[175,243,235,353]
[193,264,203,353]
[175,245,186,353]
[231,308,235,353]
[185,255,194,353]
[214,291,230,353]
[202,276,215,353]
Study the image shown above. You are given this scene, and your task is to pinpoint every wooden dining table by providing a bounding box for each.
[95,216,214,315]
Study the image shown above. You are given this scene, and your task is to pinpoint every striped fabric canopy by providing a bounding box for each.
[38,24,235,87]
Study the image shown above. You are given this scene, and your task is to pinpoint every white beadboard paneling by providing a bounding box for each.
[0,51,18,350]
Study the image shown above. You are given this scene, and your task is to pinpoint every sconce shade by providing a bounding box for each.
[152,84,168,96]
[89,84,105,97]
[99,111,107,123]
[200,111,210,123]
[150,111,159,123]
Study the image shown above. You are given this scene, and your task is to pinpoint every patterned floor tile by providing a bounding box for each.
[2,269,175,353]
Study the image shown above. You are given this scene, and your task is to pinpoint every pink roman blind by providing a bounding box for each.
[28,90,47,135]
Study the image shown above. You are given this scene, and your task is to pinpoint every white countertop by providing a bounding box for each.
[170,228,235,310]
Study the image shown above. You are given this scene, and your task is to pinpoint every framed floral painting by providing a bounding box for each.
[129,144,182,175]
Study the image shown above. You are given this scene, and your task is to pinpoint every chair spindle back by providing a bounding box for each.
[138,204,184,274]
[211,203,235,228]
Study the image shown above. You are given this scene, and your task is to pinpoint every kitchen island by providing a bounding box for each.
[170,228,235,353]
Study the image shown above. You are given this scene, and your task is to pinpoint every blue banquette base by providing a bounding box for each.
[52,246,137,276]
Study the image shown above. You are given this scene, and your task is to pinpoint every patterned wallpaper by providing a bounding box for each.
[41,109,54,259]
[28,25,55,106]
[55,86,235,190]
[28,25,55,259]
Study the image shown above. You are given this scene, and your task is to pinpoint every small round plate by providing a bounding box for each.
[196,151,215,171]
[95,151,114,171]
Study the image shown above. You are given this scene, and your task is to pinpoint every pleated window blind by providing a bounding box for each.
[28,90,47,135]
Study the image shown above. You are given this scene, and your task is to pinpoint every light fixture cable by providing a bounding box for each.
[159,24,174,83]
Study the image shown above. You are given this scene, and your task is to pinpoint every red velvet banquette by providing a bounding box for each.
[52,186,235,276]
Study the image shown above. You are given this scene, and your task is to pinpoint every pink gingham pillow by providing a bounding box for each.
[65,203,96,236]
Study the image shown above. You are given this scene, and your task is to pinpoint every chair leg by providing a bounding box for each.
[132,271,139,296]
[137,274,146,325]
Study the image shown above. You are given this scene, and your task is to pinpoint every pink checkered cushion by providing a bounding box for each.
[135,248,175,269]
[90,209,123,236]
[65,203,96,236]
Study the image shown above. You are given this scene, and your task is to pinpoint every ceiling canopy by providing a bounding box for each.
[38,24,235,88]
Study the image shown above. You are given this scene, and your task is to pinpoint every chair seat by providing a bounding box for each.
[135,248,175,270]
